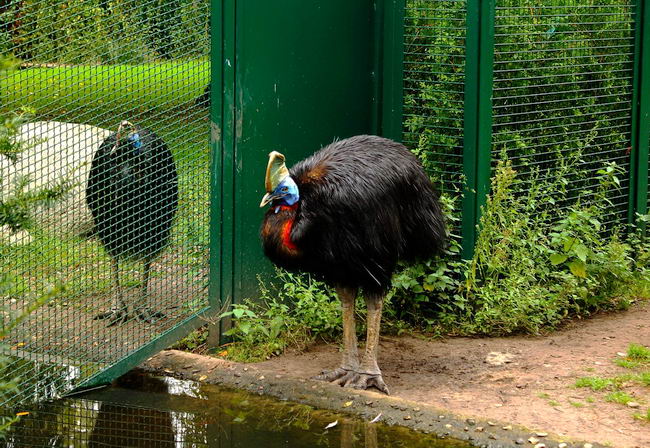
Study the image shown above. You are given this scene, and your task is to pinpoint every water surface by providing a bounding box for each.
[5,372,471,447]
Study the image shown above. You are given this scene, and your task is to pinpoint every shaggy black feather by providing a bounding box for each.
[261,135,446,294]
[87,127,178,262]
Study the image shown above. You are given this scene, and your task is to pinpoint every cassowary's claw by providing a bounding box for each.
[135,307,165,324]
[94,308,129,326]
[313,368,390,395]
[348,373,390,395]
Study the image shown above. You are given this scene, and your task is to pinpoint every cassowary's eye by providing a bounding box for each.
[282,187,289,192]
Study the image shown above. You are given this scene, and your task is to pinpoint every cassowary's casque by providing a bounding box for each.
[87,121,178,325]
[259,135,446,394]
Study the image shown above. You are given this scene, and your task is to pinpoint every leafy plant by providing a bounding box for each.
[1,109,75,232]
[218,271,341,362]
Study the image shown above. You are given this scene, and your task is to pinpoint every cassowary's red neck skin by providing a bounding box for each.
[261,204,302,269]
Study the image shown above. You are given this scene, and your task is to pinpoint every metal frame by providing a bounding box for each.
[462,0,496,259]
[629,0,650,227]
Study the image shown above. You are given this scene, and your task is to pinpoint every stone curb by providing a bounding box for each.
[139,350,605,448]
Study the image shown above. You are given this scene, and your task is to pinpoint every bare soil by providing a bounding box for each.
[252,301,650,448]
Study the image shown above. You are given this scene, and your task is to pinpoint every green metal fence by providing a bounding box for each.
[1,0,212,406]
[403,0,650,258]
[2,0,650,409]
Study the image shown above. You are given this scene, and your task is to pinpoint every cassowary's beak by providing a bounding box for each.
[261,151,289,207]
[260,192,278,207]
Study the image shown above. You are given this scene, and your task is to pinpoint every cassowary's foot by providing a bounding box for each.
[94,307,129,326]
[313,367,356,383]
[313,368,390,395]
[346,372,389,395]
[135,307,165,324]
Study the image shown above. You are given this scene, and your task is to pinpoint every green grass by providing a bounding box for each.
[1,60,211,311]
[640,372,650,387]
[1,61,209,117]
[628,344,650,362]
[633,409,650,422]
[575,377,615,391]
[605,391,635,406]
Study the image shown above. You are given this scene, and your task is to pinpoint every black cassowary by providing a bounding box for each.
[87,121,178,325]
[259,135,446,394]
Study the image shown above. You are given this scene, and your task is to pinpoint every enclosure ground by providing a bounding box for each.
[142,301,649,448]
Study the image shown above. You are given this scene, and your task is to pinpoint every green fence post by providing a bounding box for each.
[206,0,225,349]
[629,0,650,228]
[462,0,496,260]
[381,0,406,142]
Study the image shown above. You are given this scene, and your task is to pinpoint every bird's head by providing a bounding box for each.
[260,151,299,210]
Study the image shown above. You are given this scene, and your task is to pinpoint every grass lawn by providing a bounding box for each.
[1,60,212,310]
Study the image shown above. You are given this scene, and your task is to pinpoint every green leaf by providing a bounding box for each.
[550,253,568,266]
[574,244,588,262]
[238,321,251,335]
[568,260,587,278]
[232,308,245,319]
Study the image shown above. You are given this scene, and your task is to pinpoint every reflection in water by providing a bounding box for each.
[5,372,469,448]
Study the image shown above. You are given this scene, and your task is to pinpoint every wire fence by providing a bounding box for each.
[403,0,645,255]
[1,0,211,406]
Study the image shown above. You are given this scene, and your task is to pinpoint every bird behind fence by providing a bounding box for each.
[86,121,178,326]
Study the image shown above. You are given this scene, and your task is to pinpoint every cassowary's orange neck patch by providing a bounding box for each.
[282,218,297,251]
[276,204,298,250]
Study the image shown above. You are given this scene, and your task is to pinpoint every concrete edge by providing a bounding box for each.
[138,350,605,448]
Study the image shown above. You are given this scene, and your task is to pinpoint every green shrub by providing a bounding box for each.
[219,271,341,362]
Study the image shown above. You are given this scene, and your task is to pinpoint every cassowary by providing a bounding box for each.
[87,121,178,325]
[259,135,446,394]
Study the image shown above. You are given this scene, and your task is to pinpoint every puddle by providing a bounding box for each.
[5,371,471,447]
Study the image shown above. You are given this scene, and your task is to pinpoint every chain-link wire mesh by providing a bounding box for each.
[1,0,211,406]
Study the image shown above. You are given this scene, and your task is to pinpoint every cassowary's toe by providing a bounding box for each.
[136,307,165,324]
[349,373,390,395]
[312,367,353,383]
[94,308,129,326]
[312,368,390,395]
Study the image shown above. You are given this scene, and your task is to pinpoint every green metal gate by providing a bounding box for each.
[1,0,214,406]
[1,0,402,407]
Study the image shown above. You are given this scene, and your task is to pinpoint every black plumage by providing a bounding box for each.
[87,122,178,325]
[260,135,446,393]
[261,135,446,293]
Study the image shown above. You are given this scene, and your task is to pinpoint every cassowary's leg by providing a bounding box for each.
[313,287,359,383]
[95,258,129,326]
[348,293,389,394]
[135,257,165,323]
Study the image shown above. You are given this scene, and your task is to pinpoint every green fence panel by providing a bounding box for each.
[401,0,643,258]
[1,0,212,405]
[402,0,469,245]
[491,0,636,228]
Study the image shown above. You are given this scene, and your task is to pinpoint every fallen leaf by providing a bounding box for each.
[218,350,228,357]
[324,420,338,429]
[199,375,207,381]
[16,412,29,416]
[369,413,382,423]
[343,401,353,408]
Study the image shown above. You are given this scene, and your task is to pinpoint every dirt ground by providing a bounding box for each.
[251,301,650,448]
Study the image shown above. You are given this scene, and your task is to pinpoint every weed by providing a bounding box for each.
[219,271,341,362]
[605,391,634,406]
[574,377,614,391]
[632,409,650,422]
[536,392,551,399]
[616,359,643,369]
[569,401,585,408]
[639,372,650,387]
[628,344,650,362]
[586,396,596,403]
